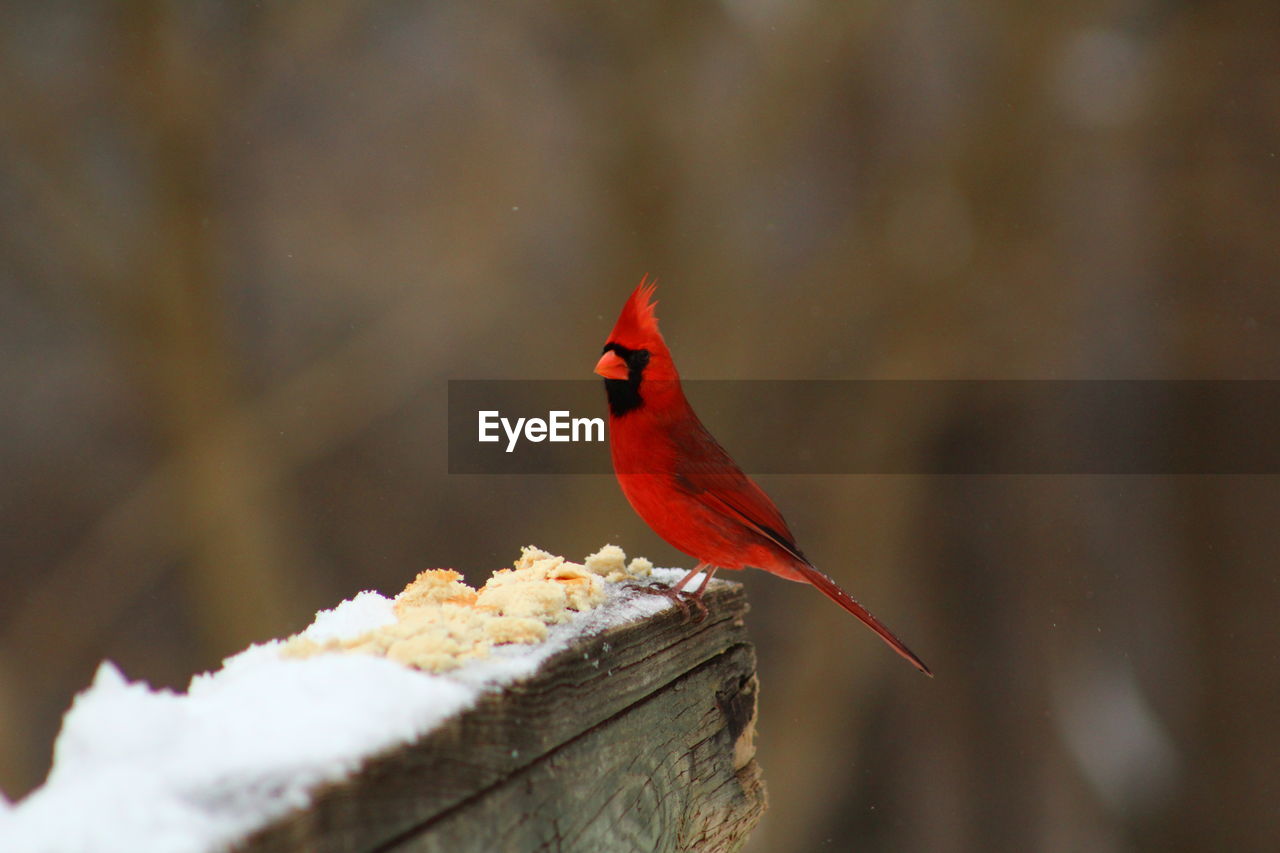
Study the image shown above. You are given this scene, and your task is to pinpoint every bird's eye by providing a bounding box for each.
[629,350,650,371]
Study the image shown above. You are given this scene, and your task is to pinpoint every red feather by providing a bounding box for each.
[609,275,661,344]
[597,279,931,676]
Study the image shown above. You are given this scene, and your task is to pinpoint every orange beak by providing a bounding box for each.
[594,350,629,380]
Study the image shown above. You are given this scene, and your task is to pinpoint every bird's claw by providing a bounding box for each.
[623,582,709,624]
[685,595,709,624]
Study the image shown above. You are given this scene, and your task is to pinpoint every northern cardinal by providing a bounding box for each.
[595,278,931,675]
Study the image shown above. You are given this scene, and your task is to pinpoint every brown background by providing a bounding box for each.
[2,2,1278,851]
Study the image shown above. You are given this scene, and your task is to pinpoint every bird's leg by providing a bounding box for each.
[627,564,698,618]
[626,563,716,622]
[668,563,707,594]
[683,565,718,623]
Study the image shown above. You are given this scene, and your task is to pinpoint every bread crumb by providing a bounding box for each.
[282,545,645,673]
[548,562,605,611]
[484,616,548,644]
[477,580,569,622]
[584,544,653,583]
[584,544,626,577]
[394,569,478,613]
[514,545,557,571]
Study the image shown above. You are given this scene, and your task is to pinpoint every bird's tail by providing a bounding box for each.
[795,563,933,677]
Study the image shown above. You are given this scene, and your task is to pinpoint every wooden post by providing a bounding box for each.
[237,581,766,853]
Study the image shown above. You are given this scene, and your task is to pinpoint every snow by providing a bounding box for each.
[0,573,689,853]
[298,591,397,642]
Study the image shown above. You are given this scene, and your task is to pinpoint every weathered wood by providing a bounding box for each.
[236,581,766,853]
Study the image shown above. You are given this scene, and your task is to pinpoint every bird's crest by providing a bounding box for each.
[608,275,661,347]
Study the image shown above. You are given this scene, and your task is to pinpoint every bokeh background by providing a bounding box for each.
[3,1,1278,850]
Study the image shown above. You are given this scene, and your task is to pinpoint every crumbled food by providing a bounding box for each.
[476,579,570,622]
[514,545,557,571]
[282,546,648,673]
[583,544,626,578]
[482,616,548,644]
[394,569,478,613]
[583,544,655,583]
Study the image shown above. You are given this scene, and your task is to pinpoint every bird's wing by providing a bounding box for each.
[670,415,933,676]
[667,415,805,560]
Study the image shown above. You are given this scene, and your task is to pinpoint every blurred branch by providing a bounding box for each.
[104,0,304,652]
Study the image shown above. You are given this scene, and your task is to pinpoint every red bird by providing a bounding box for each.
[594,278,931,675]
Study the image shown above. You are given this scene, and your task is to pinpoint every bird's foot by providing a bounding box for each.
[624,582,689,617]
[624,582,709,624]
[684,592,709,624]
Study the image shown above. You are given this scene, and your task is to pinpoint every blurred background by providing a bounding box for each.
[2,1,1278,850]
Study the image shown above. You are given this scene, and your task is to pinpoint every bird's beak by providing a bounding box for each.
[594,350,629,380]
